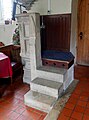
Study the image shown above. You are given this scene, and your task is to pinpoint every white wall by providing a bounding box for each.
[0,0,72,45]
[0,21,17,45]
[30,0,48,15]
[51,0,72,14]
[30,0,72,15]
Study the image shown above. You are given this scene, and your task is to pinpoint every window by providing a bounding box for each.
[0,0,12,21]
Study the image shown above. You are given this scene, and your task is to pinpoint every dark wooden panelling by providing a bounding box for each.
[40,14,71,52]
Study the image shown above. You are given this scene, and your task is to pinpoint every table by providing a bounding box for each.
[0,52,12,78]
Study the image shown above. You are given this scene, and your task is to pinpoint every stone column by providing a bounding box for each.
[16,12,42,83]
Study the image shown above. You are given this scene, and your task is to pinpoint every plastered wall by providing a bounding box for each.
[0,0,72,45]
[30,0,72,15]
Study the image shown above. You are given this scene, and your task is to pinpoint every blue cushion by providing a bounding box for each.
[41,50,74,61]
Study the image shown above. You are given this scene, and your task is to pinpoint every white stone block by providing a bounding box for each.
[31,78,63,98]
[63,65,74,90]
[23,68,31,84]
[24,90,57,113]
[37,66,67,83]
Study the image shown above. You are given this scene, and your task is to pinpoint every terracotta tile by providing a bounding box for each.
[29,111,41,120]
[14,93,24,101]
[17,115,30,120]
[79,96,89,102]
[0,108,11,116]
[58,114,69,120]
[83,115,89,120]
[73,89,82,95]
[61,108,72,117]
[0,101,9,107]
[33,108,47,116]
[71,111,83,120]
[9,104,19,111]
[81,92,89,97]
[68,97,78,104]
[14,106,26,114]
[22,109,41,120]
[71,93,80,99]
[65,102,75,110]
[74,105,85,113]
[22,109,32,117]
[87,102,89,108]
[77,100,87,107]
[7,97,20,104]
[0,115,10,120]
[16,101,26,108]
[70,118,76,120]
[7,111,20,120]
[39,115,46,120]
[84,108,89,115]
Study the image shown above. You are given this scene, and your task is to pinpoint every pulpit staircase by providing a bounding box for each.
[16,13,74,114]
[24,65,74,113]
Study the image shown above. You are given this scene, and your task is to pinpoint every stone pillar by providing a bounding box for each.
[29,13,42,81]
[16,12,42,83]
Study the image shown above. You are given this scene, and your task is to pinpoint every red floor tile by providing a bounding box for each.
[39,115,46,120]
[70,118,76,120]
[0,66,89,120]
[58,114,69,120]
[74,105,85,113]
[79,95,89,102]
[22,109,41,120]
[73,89,82,95]
[17,115,30,120]
[60,108,72,117]
[84,108,89,115]
[33,108,47,116]
[71,93,80,99]
[83,114,89,120]
[81,92,89,97]
[68,97,78,104]
[0,77,46,120]
[77,100,87,107]
[7,111,20,120]
[14,106,26,114]
[86,102,89,108]
[71,111,83,120]
[65,102,75,110]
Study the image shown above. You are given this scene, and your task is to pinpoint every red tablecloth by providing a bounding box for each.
[0,52,12,78]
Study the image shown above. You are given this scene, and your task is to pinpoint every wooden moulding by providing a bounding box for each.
[42,58,74,69]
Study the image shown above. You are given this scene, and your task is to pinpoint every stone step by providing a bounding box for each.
[31,77,63,98]
[24,90,57,113]
[37,66,67,83]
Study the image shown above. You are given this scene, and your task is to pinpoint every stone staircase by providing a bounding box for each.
[30,77,63,98]
[24,65,74,113]
[24,77,63,113]
[37,66,67,83]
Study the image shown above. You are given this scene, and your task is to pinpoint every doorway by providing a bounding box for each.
[77,0,89,66]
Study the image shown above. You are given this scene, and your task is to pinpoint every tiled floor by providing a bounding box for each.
[58,77,89,120]
[1,65,89,120]
[0,77,47,120]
